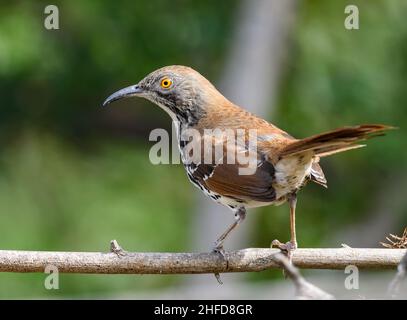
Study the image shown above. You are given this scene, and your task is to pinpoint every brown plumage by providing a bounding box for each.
[279,124,390,158]
[103,65,394,255]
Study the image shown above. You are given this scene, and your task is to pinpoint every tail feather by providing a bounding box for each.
[314,144,365,158]
[310,162,328,188]
[280,124,394,158]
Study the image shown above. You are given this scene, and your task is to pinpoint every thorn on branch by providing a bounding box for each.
[110,239,127,257]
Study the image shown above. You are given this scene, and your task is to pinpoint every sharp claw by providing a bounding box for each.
[212,244,228,285]
[212,245,228,268]
[272,240,297,278]
[212,244,226,258]
[271,239,284,248]
[271,239,297,268]
[272,239,297,252]
[214,273,224,285]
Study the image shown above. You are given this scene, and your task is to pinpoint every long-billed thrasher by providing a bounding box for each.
[103,65,392,257]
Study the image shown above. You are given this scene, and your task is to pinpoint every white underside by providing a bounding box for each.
[273,153,313,200]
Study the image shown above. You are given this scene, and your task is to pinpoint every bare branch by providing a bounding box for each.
[0,248,405,274]
[388,251,407,298]
[272,253,335,300]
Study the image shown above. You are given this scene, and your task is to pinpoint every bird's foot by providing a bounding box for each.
[212,243,226,259]
[110,239,128,257]
[272,239,297,252]
[271,239,297,263]
[211,243,228,285]
[271,239,297,278]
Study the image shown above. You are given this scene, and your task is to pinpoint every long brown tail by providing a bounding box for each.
[280,124,394,158]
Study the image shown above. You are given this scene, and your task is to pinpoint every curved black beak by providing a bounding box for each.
[102,84,143,107]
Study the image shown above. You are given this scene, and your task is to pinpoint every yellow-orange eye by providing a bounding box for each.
[160,78,172,89]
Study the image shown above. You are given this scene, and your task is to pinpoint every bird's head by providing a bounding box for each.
[103,65,225,125]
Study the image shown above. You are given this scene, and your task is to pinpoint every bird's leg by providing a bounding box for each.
[212,207,246,256]
[212,207,246,285]
[288,193,298,249]
[272,193,298,261]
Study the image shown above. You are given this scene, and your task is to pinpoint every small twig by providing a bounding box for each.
[272,253,335,300]
[381,228,407,249]
[110,239,127,257]
[214,273,223,285]
[387,251,407,298]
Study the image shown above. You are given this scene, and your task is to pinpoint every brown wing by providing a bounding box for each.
[194,161,275,202]
[183,131,276,203]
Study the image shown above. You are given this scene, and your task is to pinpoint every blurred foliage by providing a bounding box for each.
[0,0,406,297]
[0,133,192,298]
[0,0,237,298]
[0,0,236,141]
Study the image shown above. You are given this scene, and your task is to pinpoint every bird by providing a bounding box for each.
[103,65,393,256]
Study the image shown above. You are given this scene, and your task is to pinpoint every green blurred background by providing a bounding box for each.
[0,0,406,298]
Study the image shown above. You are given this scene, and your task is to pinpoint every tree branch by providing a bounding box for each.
[0,248,405,274]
